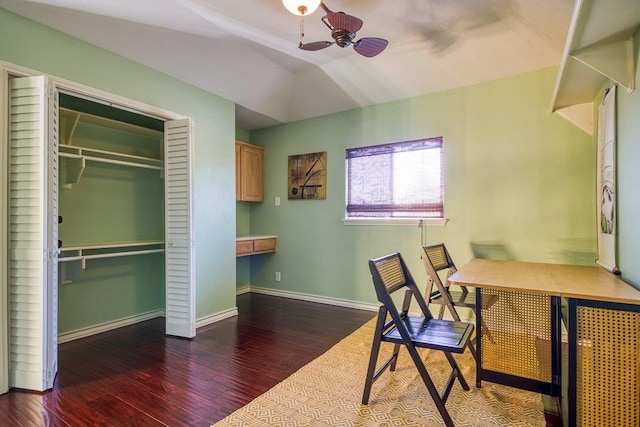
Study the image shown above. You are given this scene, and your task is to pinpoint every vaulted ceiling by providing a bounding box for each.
[0,0,575,129]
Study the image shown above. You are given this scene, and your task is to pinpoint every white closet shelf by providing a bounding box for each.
[59,144,163,188]
[59,107,164,188]
[60,144,163,169]
[60,108,163,144]
[59,240,165,269]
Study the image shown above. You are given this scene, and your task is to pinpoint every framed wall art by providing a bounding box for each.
[288,151,327,200]
[596,86,619,274]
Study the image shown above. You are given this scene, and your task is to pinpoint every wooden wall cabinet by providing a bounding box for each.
[236,141,264,202]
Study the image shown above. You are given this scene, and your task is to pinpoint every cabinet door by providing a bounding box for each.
[253,238,276,253]
[236,240,254,256]
[237,143,264,202]
[235,143,242,201]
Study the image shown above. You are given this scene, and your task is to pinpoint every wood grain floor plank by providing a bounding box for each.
[0,293,373,426]
[0,293,562,426]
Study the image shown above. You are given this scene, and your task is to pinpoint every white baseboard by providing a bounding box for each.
[58,306,241,343]
[248,286,379,312]
[236,285,250,295]
[58,310,164,344]
[57,288,379,344]
[195,307,238,328]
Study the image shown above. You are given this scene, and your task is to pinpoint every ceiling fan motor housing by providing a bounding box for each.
[332,29,355,47]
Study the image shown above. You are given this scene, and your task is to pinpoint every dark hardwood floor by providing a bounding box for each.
[0,293,374,426]
[0,293,563,426]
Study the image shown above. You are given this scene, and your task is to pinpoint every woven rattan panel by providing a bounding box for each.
[481,290,552,382]
[425,246,448,270]
[376,256,405,293]
[577,306,640,427]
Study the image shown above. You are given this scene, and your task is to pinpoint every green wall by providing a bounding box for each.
[247,67,595,304]
[616,52,640,290]
[236,201,252,291]
[6,5,639,330]
[1,8,238,325]
[56,122,165,333]
[235,131,252,291]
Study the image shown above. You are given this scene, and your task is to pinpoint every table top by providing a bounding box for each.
[236,234,277,241]
[449,259,640,305]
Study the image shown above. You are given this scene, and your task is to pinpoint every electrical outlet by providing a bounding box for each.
[275,272,281,282]
[275,196,281,206]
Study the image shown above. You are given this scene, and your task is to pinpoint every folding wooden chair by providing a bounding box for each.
[420,243,498,360]
[362,252,474,427]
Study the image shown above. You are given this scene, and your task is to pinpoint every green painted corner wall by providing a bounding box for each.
[58,255,165,333]
[235,133,252,291]
[616,53,640,290]
[57,123,166,333]
[235,128,251,144]
[246,67,596,304]
[236,202,252,290]
[1,8,238,323]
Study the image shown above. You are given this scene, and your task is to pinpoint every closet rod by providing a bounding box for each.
[58,255,83,262]
[62,240,164,251]
[83,248,165,260]
[59,248,165,270]
[58,249,165,262]
[58,152,163,171]
[83,155,163,171]
[60,144,164,165]
[59,152,83,160]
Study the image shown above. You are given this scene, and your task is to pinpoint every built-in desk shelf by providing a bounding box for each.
[236,235,277,257]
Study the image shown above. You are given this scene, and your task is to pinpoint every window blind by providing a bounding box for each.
[346,137,443,218]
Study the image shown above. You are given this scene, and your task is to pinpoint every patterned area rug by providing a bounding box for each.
[212,318,546,426]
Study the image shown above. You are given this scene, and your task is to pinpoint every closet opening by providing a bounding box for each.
[57,93,168,343]
[5,71,195,392]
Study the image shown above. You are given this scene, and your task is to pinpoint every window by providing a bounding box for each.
[345,137,443,219]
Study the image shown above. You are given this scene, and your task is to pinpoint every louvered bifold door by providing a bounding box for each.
[0,68,8,396]
[164,119,195,338]
[8,76,58,391]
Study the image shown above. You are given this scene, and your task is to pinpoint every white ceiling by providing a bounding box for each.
[0,0,575,130]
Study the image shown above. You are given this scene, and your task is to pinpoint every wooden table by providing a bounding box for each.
[449,259,640,427]
[450,259,640,302]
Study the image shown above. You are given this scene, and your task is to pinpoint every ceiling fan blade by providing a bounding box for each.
[299,41,333,51]
[353,37,388,57]
[327,11,363,33]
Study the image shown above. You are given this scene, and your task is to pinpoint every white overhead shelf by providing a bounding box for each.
[550,0,640,133]
[60,108,163,144]
[58,108,164,188]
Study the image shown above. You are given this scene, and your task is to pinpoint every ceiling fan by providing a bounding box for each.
[296,2,388,58]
